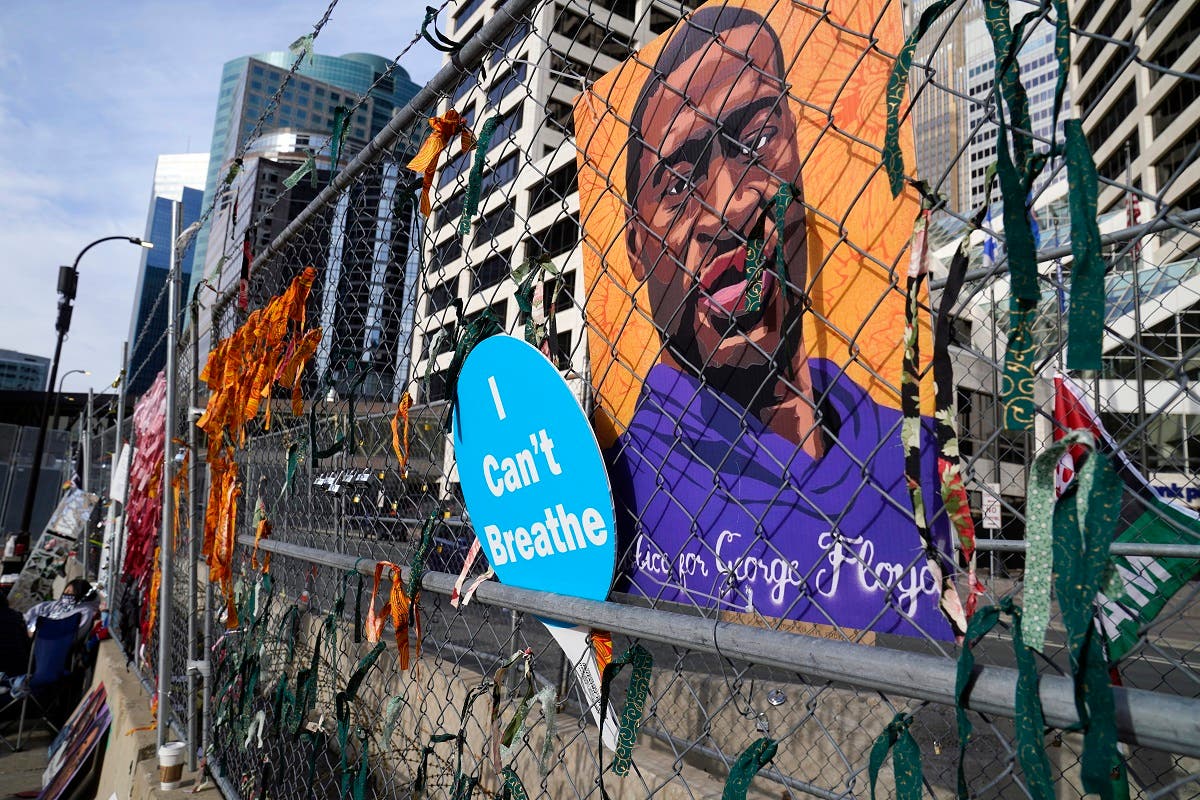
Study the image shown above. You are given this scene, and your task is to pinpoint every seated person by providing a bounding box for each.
[23,579,99,640]
[0,592,31,678]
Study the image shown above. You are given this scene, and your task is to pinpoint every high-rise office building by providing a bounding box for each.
[188,51,421,310]
[206,130,424,402]
[203,131,333,302]
[409,0,702,491]
[0,349,50,392]
[960,15,1071,210]
[127,153,208,398]
[1063,0,1200,485]
[1071,0,1199,257]
[909,0,978,213]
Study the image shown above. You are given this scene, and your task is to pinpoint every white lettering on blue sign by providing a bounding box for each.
[453,336,616,605]
[482,429,564,498]
[488,375,507,420]
[482,504,608,565]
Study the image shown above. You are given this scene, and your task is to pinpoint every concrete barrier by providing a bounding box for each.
[90,641,218,800]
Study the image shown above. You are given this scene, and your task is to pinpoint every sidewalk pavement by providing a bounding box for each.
[0,728,54,800]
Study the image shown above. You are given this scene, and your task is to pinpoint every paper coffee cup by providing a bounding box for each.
[158,741,186,790]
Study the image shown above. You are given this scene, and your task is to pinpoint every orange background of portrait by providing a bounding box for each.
[574,0,933,449]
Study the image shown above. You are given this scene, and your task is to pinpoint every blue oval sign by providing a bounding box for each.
[452,335,616,604]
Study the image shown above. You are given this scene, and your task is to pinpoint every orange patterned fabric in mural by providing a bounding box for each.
[574,0,931,449]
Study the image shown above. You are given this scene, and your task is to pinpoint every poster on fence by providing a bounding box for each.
[574,0,956,639]
[6,489,97,612]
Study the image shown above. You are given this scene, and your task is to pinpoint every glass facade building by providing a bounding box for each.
[961,17,1071,210]
[188,52,420,303]
[0,349,50,392]
[127,153,208,398]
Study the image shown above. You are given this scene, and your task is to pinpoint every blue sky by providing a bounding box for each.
[0,1,440,393]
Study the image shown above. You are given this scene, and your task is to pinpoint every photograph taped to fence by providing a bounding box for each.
[575,0,956,639]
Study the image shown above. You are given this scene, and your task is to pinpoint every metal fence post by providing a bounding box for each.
[108,340,128,606]
[201,552,213,768]
[81,387,93,579]
[195,291,215,772]
[158,199,181,749]
[186,289,201,772]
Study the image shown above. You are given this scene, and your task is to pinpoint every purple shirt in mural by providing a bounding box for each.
[606,358,954,639]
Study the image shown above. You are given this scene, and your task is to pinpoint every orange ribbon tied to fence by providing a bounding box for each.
[170,443,189,550]
[195,266,322,628]
[197,266,319,451]
[407,109,476,216]
[391,392,413,476]
[141,545,162,648]
[365,561,417,671]
[591,629,613,675]
[250,492,272,574]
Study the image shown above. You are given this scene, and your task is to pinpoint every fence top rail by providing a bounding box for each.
[974,539,1200,558]
[238,533,1200,759]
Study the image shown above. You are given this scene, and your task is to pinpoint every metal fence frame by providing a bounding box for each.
[86,0,1200,798]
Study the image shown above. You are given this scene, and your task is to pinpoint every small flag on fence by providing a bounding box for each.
[1126,186,1142,261]
[982,204,997,271]
[1027,197,1041,250]
[1054,374,1200,661]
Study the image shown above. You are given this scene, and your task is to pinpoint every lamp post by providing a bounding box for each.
[50,369,90,431]
[19,236,153,536]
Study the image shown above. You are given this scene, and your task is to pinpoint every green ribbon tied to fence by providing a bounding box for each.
[452,682,496,800]
[300,729,326,800]
[883,0,1107,429]
[288,33,314,64]
[330,106,350,182]
[308,358,370,462]
[444,312,503,431]
[956,599,1053,800]
[984,0,1043,430]
[882,0,958,197]
[407,512,440,599]
[381,694,407,745]
[420,5,463,53]
[278,603,301,664]
[352,564,366,643]
[869,713,923,800]
[1026,433,1130,799]
[1022,430,1092,652]
[499,766,529,800]
[281,439,301,497]
[283,151,318,190]
[744,183,794,314]
[513,254,560,350]
[412,733,457,800]
[598,643,653,799]
[1047,0,1106,371]
[722,737,778,800]
[459,116,500,235]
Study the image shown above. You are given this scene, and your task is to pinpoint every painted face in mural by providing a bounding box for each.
[625,11,816,447]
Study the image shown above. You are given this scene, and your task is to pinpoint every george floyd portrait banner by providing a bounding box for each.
[574,0,958,640]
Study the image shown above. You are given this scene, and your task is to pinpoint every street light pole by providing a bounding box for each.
[50,369,90,431]
[19,236,152,537]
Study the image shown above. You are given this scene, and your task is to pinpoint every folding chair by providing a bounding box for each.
[0,614,79,751]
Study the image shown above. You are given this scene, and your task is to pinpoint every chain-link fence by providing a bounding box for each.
[96,0,1200,798]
